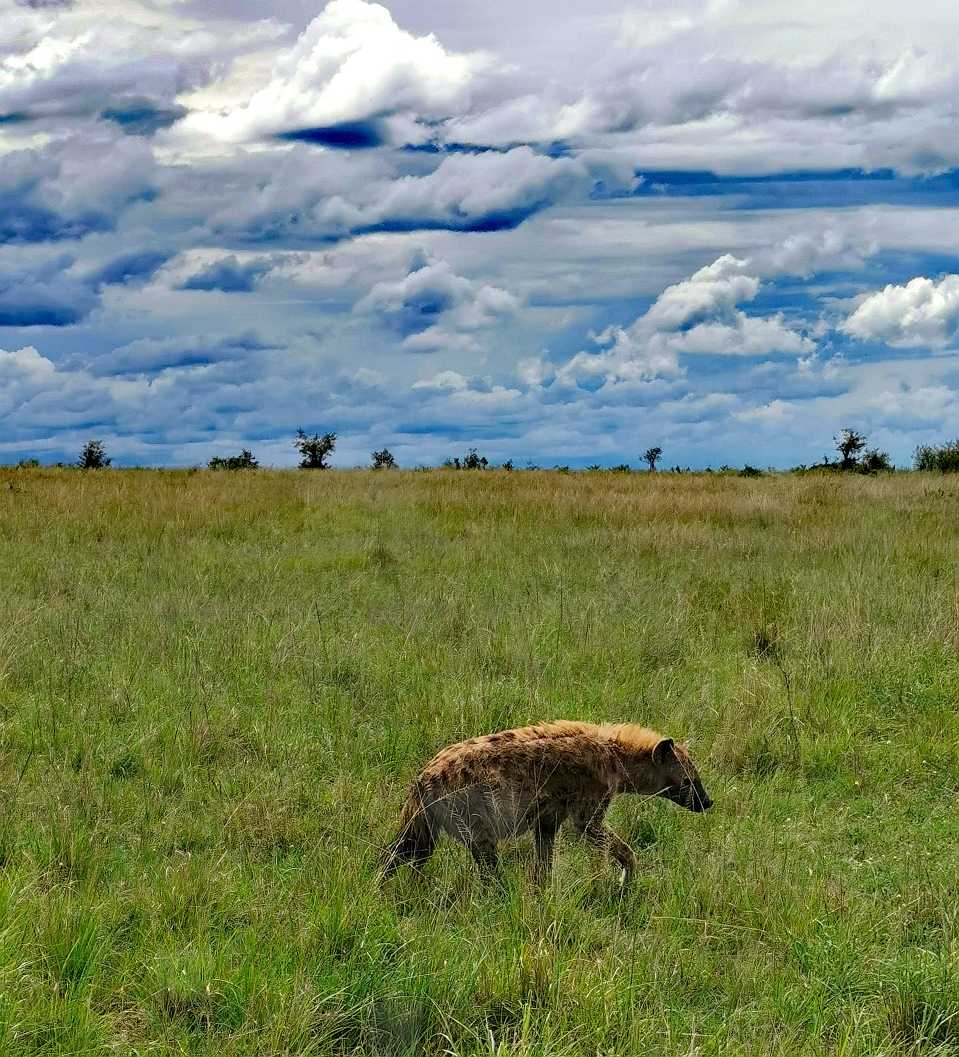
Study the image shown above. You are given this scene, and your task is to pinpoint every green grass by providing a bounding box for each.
[0,466,958,1054]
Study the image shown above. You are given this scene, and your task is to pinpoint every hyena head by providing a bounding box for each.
[650,738,712,812]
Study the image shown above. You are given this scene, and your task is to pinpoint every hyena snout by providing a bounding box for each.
[669,776,712,812]
[686,781,712,812]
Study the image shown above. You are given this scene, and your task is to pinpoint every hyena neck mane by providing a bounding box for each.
[529,721,678,795]
[528,720,664,754]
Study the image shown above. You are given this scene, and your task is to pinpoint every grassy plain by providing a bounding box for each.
[0,466,958,1055]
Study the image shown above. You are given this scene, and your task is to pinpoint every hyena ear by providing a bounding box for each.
[651,738,675,765]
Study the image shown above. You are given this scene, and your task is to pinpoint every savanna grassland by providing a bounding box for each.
[1,466,958,1056]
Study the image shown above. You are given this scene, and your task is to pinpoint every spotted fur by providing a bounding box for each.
[383,720,711,884]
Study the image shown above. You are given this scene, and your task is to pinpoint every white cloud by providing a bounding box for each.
[208,144,584,240]
[0,0,282,129]
[0,345,55,382]
[185,0,483,142]
[412,369,468,391]
[354,256,518,350]
[549,254,813,389]
[840,275,959,348]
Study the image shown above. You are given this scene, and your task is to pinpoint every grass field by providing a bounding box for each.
[0,466,958,1055]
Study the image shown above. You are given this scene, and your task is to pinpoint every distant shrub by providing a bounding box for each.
[295,429,336,469]
[209,449,258,470]
[915,440,959,472]
[585,464,601,472]
[17,459,39,468]
[739,464,763,477]
[502,460,514,471]
[859,448,893,474]
[78,441,110,469]
[610,464,631,473]
[371,449,397,469]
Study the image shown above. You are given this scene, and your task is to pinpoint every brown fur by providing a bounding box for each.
[383,720,711,884]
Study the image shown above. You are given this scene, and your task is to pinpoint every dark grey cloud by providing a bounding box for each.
[178,255,273,292]
[87,331,277,376]
[0,255,98,326]
[89,250,173,288]
[102,105,188,136]
[278,119,386,149]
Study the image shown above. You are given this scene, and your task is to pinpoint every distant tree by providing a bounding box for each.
[502,460,514,471]
[835,428,867,470]
[295,429,336,469]
[643,446,663,471]
[371,448,397,469]
[739,464,763,477]
[209,449,258,469]
[78,440,110,469]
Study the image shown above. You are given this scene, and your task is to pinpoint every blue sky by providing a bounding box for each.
[3,0,959,467]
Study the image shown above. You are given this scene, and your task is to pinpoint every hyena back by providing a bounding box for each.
[383,720,711,883]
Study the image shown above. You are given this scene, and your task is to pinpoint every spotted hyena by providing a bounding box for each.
[383,720,711,883]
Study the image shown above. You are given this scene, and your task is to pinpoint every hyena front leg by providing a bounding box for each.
[572,803,638,883]
[382,817,436,881]
[468,839,504,886]
[532,817,559,884]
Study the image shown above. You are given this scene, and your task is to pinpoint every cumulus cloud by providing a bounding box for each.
[0,344,56,383]
[0,132,155,243]
[86,332,275,377]
[0,254,98,326]
[541,255,813,389]
[840,275,959,349]
[211,144,584,240]
[0,1,282,131]
[185,0,482,143]
[550,46,953,141]
[354,256,518,349]
[443,25,959,173]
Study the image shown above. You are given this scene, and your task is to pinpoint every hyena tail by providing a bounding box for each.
[382,784,436,880]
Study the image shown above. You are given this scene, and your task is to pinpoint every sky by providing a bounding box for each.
[4,0,959,468]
